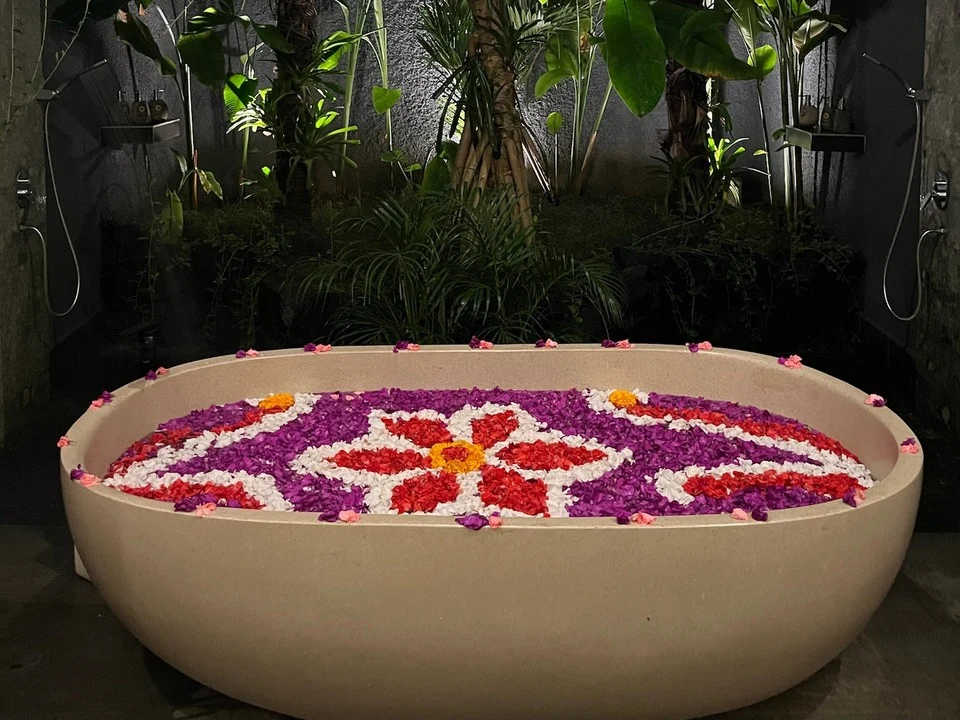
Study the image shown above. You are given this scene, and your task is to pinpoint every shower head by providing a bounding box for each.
[36,59,108,102]
[862,53,926,100]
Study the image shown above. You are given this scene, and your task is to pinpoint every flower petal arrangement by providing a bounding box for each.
[93,386,877,522]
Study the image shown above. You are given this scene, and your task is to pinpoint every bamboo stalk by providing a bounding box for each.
[452,121,474,186]
[575,77,613,195]
[476,144,493,191]
[504,134,533,230]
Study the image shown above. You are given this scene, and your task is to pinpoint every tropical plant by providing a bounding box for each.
[534,0,612,196]
[164,201,296,348]
[631,205,860,348]
[225,29,360,221]
[654,135,749,216]
[532,0,764,196]
[297,188,626,344]
[723,0,847,218]
[419,0,559,228]
[140,150,223,320]
[52,0,293,207]
[336,0,399,187]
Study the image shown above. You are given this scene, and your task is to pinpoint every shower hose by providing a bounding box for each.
[882,98,943,323]
[20,101,82,318]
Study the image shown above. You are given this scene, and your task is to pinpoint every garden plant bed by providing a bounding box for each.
[99,387,873,524]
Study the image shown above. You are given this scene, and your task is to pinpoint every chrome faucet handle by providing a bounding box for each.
[15,167,34,209]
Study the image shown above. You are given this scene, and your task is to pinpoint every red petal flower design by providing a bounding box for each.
[471,411,519,449]
[496,441,606,470]
[625,403,858,461]
[391,472,461,513]
[330,448,430,474]
[478,465,548,516]
[383,416,453,448]
[120,479,263,509]
[683,469,860,499]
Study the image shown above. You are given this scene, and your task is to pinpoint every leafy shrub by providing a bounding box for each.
[167,202,297,348]
[630,207,863,351]
[297,188,625,344]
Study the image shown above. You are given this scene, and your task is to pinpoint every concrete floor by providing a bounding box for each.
[0,526,958,719]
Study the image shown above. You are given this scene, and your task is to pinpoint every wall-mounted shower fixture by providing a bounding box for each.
[35,59,108,103]
[862,53,946,323]
[15,168,40,212]
[922,171,949,211]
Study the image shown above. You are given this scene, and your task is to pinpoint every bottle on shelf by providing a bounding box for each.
[798,95,819,129]
[834,98,852,134]
[131,93,151,125]
[819,95,835,133]
[149,89,169,123]
[117,90,131,123]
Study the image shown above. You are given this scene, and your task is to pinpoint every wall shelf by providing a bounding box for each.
[101,119,181,146]
[785,126,866,154]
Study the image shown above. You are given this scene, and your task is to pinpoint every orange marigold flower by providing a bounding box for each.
[258,393,295,412]
[609,390,638,409]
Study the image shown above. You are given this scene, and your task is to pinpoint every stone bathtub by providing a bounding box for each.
[61,345,922,720]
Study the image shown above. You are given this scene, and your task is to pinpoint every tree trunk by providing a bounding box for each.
[461,0,533,229]
[275,0,317,225]
[662,61,709,162]
[662,0,708,164]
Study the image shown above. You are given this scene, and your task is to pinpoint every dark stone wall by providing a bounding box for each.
[0,0,50,446]
[916,0,960,439]
[822,0,927,346]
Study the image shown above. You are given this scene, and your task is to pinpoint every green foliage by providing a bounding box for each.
[166,202,296,347]
[226,31,362,191]
[631,207,861,348]
[114,13,177,76]
[653,137,751,217]
[651,2,758,81]
[372,85,402,115]
[547,111,566,135]
[297,189,626,344]
[176,30,224,86]
[602,0,665,116]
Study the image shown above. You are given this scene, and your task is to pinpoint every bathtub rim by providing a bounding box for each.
[60,343,923,530]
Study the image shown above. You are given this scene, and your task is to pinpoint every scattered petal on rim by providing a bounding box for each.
[778,355,803,369]
[731,508,751,521]
[78,473,100,487]
[456,513,490,531]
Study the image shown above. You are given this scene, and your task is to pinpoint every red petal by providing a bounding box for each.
[471,411,519,449]
[329,448,429,474]
[683,470,860,499]
[479,466,548,515]
[391,472,461,513]
[120,480,263,509]
[496,441,606,471]
[382,417,453,448]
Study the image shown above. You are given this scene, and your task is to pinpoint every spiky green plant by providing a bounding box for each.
[297,188,625,344]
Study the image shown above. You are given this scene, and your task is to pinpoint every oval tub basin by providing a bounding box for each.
[61,345,922,720]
